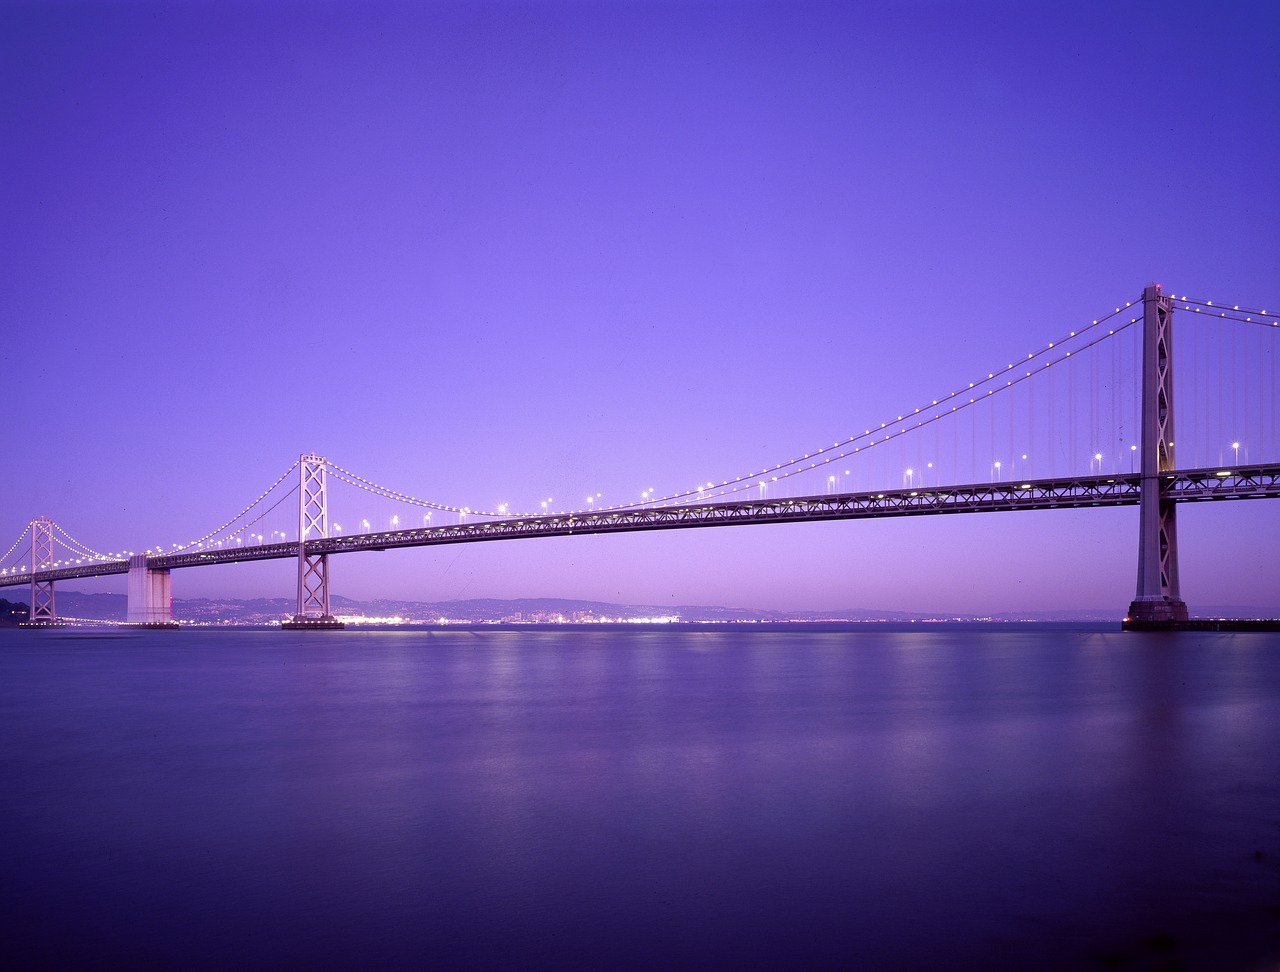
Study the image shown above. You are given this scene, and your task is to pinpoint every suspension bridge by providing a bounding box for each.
[4,285,1278,629]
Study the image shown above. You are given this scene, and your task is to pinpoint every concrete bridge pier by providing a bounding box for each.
[125,554,179,628]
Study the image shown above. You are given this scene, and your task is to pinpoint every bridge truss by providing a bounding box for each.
[4,466,1278,587]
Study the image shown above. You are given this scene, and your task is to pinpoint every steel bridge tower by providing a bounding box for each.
[26,516,57,625]
[1126,284,1189,624]
[283,453,343,629]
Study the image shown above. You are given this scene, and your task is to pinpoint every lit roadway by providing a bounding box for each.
[3,465,1280,589]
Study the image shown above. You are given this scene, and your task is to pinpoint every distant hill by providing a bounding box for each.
[44,591,795,624]
[23,588,1277,625]
[0,590,1151,624]
[0,597,29,626]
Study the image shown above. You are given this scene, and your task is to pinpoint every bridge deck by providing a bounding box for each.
[3,465,1278,588]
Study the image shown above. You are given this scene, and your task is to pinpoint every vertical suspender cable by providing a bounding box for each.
[1268,324,1274,461]
[971,402,976,483]
[1069,354,1076,474]
[1218,322,1224,465]
[989,394,995,479]
[1242,322,1249,457]
[1180,307,1188,464]
[1232,321,1238,461]
[954,408,960,484]
[1008,382,1014,478]
[1048,362,1055,477]
[1027,374,1034,480]
[1092,342,1099,468]
[1112,328,1119,464]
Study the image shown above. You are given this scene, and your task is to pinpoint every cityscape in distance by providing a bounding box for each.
[4,590,1273,627]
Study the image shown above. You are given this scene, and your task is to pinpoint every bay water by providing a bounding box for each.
[2,624,1278,970]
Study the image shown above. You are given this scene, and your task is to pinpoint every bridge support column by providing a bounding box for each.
[22,516,58,626]
[125,555,179,628]
[1127,283,1189,625]
[283,453,343,629]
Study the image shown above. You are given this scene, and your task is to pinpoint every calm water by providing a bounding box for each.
[1,624,1278,971]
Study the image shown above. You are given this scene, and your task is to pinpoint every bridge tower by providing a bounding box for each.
[283,453,343,629]
[1127,284,1189,624]
[26,516,57,625]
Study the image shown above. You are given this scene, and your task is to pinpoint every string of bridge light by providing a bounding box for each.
[48,527,132,564]
[182,483,301,551]
[325,300,1138,518]
[0,524,134,576]
[1174,294,1277,472]
[122,293,1260,533]
[590,302,1139,512]
[615,314,1144,507]
[0,528,129,576]
[0,561,30,578]
[689,292,1272,502]
[1170,296,1279,329]
[177,459,302,551]
[0,527,29,569]
[0,552,39,577]
[52,523,117,562]
[327,463,521,520]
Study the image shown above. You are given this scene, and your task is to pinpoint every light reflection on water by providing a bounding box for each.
[1,625,1278,970]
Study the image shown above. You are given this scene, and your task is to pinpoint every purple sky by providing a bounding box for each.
[3,0,1277,614]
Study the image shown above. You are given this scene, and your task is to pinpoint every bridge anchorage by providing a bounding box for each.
[281,453,344,630]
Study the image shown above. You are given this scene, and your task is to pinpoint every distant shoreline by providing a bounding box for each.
[5,590,1276,629]
[7,619,1136,633]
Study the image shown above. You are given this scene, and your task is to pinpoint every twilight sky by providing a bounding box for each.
[2,0,1277,615]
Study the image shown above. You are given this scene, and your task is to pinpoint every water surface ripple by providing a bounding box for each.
[2,625,1278,970]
